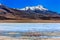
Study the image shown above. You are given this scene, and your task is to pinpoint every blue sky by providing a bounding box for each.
[0,23,60,31]
[0,0,60,13]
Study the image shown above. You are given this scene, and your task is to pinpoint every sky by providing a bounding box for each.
[0,0,60,13]
[0,23,60,31]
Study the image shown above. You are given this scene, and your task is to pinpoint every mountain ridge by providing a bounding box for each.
[0,4,60,20]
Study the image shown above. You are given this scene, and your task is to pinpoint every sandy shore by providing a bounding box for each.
[0,36,18,40]
[0,36,60,40]
[0,20,60,23]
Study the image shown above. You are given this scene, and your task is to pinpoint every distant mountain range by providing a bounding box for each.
[0,4,60,20]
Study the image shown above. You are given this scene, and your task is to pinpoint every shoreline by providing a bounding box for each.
[0,36,60,40]
[0,20,60,23]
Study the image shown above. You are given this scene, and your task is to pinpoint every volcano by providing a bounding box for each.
[0,4,60,20]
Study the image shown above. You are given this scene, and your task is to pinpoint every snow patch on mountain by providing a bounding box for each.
[0,3,2,5]
[20,5,48,11]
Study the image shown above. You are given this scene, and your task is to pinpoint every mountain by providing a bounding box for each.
[20,5,60,20]
[0,4,60,20]
[0,4,27,20]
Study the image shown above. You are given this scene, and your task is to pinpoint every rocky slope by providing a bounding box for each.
[0,4,60,20]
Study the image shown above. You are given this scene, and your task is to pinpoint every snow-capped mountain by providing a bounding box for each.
[0,4,60,20]
[20,5,48,11]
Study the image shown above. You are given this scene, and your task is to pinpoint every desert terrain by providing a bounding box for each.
[0,36,60,40]
[0,20,60,23]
